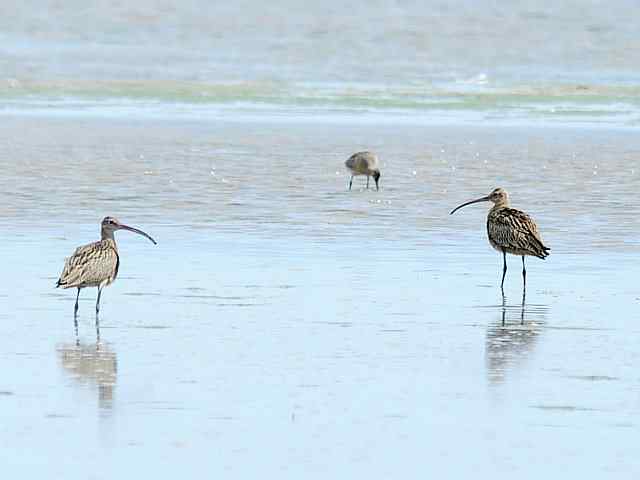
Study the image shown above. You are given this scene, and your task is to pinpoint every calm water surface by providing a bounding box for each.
[0,116,639,478]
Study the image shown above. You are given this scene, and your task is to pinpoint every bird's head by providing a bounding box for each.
[450,187,510,215]
[101,217,157,244]
[487,187,509,205]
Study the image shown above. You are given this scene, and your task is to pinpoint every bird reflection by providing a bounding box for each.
[485,293,547,384]
[73,315,101,344]
[57,340,117,410]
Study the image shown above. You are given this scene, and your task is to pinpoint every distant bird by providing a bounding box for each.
[345,151,381,190]
[450,188,549,290]
[57,217,156,316]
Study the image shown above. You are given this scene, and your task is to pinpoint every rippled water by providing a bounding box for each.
[1,115,639,478]
[2,1,640,124]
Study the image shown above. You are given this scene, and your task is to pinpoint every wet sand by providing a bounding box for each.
[1,114,639,478]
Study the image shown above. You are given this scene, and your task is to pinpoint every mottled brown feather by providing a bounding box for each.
[487,207,550,259]
[345,151,379,175]
[57,239,120,289]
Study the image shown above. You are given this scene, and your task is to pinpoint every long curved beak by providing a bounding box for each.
[450,195,490,215]
[118,224,157,244]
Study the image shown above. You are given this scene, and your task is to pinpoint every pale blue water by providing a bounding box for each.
[1,1,640,478]
[1,117,640,478]
[1,1,640,125]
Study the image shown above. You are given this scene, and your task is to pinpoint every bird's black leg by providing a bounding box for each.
[95,287,102,340]
[74,288,80,316]
[348,175,353,190]
[520,257,527,325]
[96,286,103,315]
[73,288,80,340]
[501,291,507,326]
[366,175,370,189]
[500,250,507,291]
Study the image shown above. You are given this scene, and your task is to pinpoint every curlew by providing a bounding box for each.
[450,188,549,290]
[345,151,381,190]
[57,217,156,316]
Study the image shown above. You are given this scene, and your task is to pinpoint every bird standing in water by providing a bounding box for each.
[57,217,157,317]
[450,188,549,291]
[345,151,381,190]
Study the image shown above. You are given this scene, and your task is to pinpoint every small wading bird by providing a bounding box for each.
[57,217,157,316]
[345,151,381,190]
[450,188,549,290]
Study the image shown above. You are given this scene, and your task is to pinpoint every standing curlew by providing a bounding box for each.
[450,188,549,290]
[345,151,381,191]
[57,217,156,316]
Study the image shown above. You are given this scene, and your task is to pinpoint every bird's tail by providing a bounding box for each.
[537,246,551,260]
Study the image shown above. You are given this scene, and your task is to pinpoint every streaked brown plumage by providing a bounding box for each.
[345,151,381,190]
[57,217,156,316]
[487,206,549,259]
[450,188,550,290]
[58,239,120,290]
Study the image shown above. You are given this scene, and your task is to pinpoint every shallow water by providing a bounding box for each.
[1,114,639,478]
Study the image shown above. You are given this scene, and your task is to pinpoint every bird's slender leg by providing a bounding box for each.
[500,250,507,291]
[366,175,370,189]
[74,288,80,316]
[520,258,527,325]
[501,291,507,326]
[95,287,102,341]
[348,175,353,190]
[73,288,81,341]
[96,286,103,315]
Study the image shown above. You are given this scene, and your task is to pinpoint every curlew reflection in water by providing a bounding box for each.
[485,293,548,385]
[57,340,117,410]
[73,315,102,344]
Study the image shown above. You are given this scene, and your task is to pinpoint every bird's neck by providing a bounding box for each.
[491,199,510,211]
[493,198,511,210]
[101,229,117,248]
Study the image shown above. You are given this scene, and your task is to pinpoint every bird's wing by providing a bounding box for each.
[490,208,549,256]
[345,151,376,171]
[57,241,119,288]
[361,151,378,169]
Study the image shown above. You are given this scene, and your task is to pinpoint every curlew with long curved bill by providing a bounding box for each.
[57,217,156,317]
[345,151,381,191]
[450,188,549,290]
